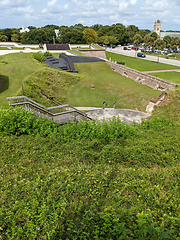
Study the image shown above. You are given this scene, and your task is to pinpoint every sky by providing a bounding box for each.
[0,0,180,31]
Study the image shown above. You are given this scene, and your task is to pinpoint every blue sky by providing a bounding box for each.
[0,0,180,31]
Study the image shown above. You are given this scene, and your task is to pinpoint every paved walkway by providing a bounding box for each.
[143,69,180,73]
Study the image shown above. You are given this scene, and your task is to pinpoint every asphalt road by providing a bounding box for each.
[107,47,180,68]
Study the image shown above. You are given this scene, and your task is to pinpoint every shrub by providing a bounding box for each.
[33,52,45,62]
[44,51,52,57]
[0,107,57,137]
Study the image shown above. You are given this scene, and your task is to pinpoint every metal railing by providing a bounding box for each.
[6,96,92,124]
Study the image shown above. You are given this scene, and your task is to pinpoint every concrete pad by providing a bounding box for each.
[84,108,151,124]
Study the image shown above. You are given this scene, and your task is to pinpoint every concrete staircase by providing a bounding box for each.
[146,92,169,114]
[7,96,92,124]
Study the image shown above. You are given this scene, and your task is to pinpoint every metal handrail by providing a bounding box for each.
[7,97,92,122]
[6,96,89,117]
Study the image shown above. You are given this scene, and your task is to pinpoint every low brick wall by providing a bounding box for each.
[107,61,177,90]
[78,49,106,59]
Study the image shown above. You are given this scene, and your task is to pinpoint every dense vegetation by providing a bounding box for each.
[0,23,150,45]
[0,85,180,239]
[0,48,180,239]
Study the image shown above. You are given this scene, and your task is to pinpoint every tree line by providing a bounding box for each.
[0,23,150,45]
[0,23,179,49]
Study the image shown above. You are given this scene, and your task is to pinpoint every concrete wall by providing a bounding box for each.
[75,48,176,91]
[107,61,177,91]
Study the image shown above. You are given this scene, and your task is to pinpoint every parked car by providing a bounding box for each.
[137,52,146,58]
[127,46,131,50]
[123,47,127,50]
[110,45,116,48]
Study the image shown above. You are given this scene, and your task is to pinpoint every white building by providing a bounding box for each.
[20,26,30,33]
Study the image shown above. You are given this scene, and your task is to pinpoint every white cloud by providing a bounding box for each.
[42,0,69,14]
[130,0,137,4]
[1,0,180,30]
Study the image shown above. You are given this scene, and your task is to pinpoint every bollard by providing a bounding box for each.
[113,101,116,109]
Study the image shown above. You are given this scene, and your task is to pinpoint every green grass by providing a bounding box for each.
[0,53,44,106]
[0,53,160,111]
[149,71,180,84]
[0,47,10,50]
[145,52,180,61]
[22,67,82,107]
[1,95,180,238]
[106,51,180,71]
[1,53,180,239]
[67,62,160,111]
[68,50,89,56]
[152,85,180,123]
[21,62,160,111]
[92,44,103,49]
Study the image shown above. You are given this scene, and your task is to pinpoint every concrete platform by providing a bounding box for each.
[79,108,151,124]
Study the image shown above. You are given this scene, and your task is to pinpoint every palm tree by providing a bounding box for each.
[134,34,142,58]
[163,35,171,48]
[171,37,180,51]
[154,39,165,63]
[1,35,8,42]
[146,37,155,51]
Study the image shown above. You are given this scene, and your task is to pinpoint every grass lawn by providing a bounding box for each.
[106,51,180,71]
[0,53,44,106]
[67,62,160,111]
[68,50,89,56]
[149,71,180,84]
[145,52,180,61]
[0,52,160,111]
[0,47,10,50]
[92,44,103,49]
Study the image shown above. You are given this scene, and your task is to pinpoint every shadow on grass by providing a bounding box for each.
[0,75,9,93]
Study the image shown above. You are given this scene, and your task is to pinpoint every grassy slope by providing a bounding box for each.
[20,61,160,111]
[68,62,159,111]
[1,88,180,238]
[106,51,180,71]
[1,53,180,239]
[22,67,82,107]
[149,71,180,84]
[0,53,44,106]
[152,85,180,123]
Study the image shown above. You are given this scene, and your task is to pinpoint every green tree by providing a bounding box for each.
[1,35,8,42]
[134,34,142,58]
[83,28,98,47]
[146,37,155,47]
[11,34,19,42]
[2,28,12,41]
[171,37,180,50]
[60,27,85,44]
[150,32,159,41]
[108,36,118,45]
[91,24,103,32]
[127,25,139,43]
[154,39,165,63]
[163,35,171,48]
